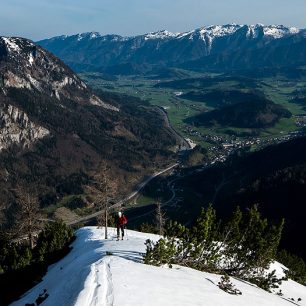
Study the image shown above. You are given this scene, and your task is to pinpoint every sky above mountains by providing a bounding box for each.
[1,0,305,40]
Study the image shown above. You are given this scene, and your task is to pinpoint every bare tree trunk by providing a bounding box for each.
[105,203,108,239]
[156,201,165,236]
[29,218,34,249]
[86,161,118,238]
[29,232,33,249]
[14,185,41,248]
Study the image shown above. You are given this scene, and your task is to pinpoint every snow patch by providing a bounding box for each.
[28,53,34,65]
[176,30,195,39]
[246,24,300,39]
[263,25,299,38]
[145,30,179,40]
[2,37,21,53]
[199,24,242,40]
[89,32,101,39]
[76,32,102,41]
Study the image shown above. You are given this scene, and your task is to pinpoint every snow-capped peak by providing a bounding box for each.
[144,30,179,40]
[2,37,22,53]
[262,25,299,38]
[199,24,243,39]
[44,24,301,46]
[246,24,300,39]
[77,32,102,41]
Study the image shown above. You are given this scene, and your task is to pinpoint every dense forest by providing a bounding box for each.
[175,136,306,260]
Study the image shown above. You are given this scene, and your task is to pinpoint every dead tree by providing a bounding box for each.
[87,162,117,239]
[14,186,42,248]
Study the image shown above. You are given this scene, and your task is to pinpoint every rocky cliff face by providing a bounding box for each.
[0,36,122,152]
[0,104,49,151]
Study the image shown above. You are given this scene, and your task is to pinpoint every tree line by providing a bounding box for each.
[144,204,289,292]
[0,220,74,305]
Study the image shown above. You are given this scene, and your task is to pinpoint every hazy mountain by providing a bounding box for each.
[0,36,176,224]
[38,24,304,74]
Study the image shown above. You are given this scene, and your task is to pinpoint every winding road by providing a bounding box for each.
[67,106,189,226]
[67,163,179,226]
[155,106,191,150]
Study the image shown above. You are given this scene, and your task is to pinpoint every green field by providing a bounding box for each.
[80,71,306,150]
[79,70,306,224]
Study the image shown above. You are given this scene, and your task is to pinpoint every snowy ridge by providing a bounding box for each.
[144,30,180,40]
[42,23,300,50]
[2,37,21,53]
[199,24,242,39]
[11,227,306,306]
[191,24,300,42]
[77,32,102,41]
[263,25,299,38]
[56,24,300,44]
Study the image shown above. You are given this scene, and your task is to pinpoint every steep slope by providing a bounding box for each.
[38,24,302,74]
[176,136,306,260]
[0,37,177,224]
[11,227,306,306]
[184,29,306,71]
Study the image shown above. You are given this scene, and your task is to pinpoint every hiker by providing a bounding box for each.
[117,211,127,240]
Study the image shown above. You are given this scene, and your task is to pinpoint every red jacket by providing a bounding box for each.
[118,215,127,226]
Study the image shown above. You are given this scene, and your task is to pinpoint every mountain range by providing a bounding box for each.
[38,24,306,74]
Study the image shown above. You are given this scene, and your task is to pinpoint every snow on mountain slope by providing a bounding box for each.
[11,227,306,306]
[144,30,179,40]
[262,25,299,38]
[42,24,300,46]
[199,24,242,39]
[38,24,303,74]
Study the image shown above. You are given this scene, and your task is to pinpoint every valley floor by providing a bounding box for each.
[11,227,306,306]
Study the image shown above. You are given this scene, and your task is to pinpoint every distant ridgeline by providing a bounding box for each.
[38,24,306,74]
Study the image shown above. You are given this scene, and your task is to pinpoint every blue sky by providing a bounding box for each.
[1,0,305,40]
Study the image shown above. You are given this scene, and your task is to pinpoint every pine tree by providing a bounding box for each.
[218,274,242,295]
[223,205,284,281]
[190,205,221,271]
[35,221,74,261]
[144,238,176,266]
[144,204,285,291]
